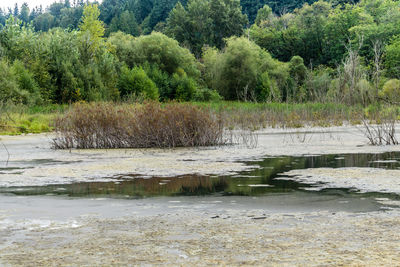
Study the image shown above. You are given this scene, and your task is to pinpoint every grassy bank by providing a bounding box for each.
[0,101,394,136]
[0,104,67,135]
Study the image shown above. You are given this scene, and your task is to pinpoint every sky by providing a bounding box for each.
[1,0,102,11]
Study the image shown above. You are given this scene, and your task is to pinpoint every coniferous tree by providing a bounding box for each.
[108,10,140,36]
[13,3,19,17]
[19,3,30,23]
[0,9,6,26]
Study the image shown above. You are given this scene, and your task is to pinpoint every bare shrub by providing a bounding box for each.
[225,128,259,148]
[53,102,224,149]
[360,109,398,146]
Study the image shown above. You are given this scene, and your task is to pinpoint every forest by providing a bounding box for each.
[1,0,400,106]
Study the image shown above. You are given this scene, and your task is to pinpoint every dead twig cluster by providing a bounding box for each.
[361,116,398,146]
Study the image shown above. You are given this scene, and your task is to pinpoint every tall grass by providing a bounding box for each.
[195,101,365,129]
[0,102,66,134]
[53,102,224,149]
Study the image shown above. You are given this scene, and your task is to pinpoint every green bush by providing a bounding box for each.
[109,32,200,79]
[379,79,400,103]
[118,66,159,100]
[256,72,281,102]
[144,64,199,101]
[144,64,172,101]
[170,71,197,101]
[202,37,287,101]
[0,60,30,104]
[194,88,222,102]
[305,67,333,102]
[385,38,400,79]
[11,60,42,105]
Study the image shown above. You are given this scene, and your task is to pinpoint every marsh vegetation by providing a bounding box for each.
[53,102,224,149]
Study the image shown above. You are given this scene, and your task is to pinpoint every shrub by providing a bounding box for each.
[194,88,222,102]
[202,37,286,101]
[0,60,29,104]
[170,71,197,101]
[361,106,399,146]
[305,67,333,102]
[53,102,224,149]
[379,79,400,104]
[11,60,42,105]
[108,32,200,78]
[256,72,281,102]
[118,66,159,100]
[143,64,171,101]
[144,65,199,101]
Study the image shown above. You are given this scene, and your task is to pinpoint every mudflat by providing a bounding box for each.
[1,125,400,266]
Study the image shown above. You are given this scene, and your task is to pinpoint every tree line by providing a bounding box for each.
[0,0,325,34]
[1,0,400,106]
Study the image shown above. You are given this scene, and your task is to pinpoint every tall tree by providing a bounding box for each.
[58,5,83,29]
[0,9,6,26]
[240,0,265,24]
[133,0,154,23]
[19,3,30,23]
[209,0,248,48]
[142,0,179,33]
[13,3,19,17]
[33,13,55,31]
[79,3,105,55]
[166,1,212,56]
[99,0,126,25]
[108,10,140,36]
[166,0,247,56]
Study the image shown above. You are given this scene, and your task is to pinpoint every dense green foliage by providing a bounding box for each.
[118,66,159,99]
[1,0,400,106]
[165,0,247,56]
[0,0,328,33]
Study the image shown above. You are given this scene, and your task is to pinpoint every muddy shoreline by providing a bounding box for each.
[1,125,400,266]
[1,125,400,187]
[1,202,399,266]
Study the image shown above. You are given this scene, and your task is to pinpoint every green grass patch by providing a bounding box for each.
[0,103,66,135]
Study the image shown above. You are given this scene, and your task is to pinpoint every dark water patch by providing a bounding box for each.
[1,152,400,201]
[0,175,229,198]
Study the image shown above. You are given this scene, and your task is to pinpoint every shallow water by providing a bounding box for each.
[2,133,400,266]
[1,152,400,202]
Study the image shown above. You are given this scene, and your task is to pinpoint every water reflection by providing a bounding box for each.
[2,152,400,198]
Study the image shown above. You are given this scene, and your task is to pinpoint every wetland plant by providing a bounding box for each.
[52,102,224,149]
